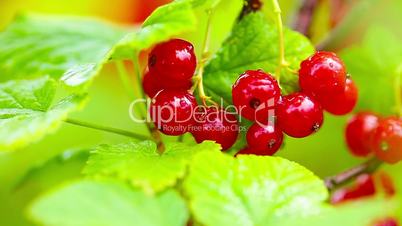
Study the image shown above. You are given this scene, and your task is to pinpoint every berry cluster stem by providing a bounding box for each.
[193,9,215,106]
[272,0,289,83]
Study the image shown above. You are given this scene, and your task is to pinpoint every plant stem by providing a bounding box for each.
[272,0,289,83]
[65,118,150,140]
[324,157,383,191]
[193,9,214,106]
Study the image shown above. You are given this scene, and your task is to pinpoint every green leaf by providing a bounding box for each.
[203,12,314,103]
[5,150,88,225]
[112,0,197,59]
[341,26,402,115]
[0,77,87,151]
[0,14,127,89]
[184,151,328,226]
[29,180,188,226]
[84,141,221,194]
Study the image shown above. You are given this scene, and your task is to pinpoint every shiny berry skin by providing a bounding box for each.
[371,117,402,164]
[142,69,192,98]
[150,90,197,136]
[331,174,376,204]
[345,112,379,157]
[374,218,399,226]
[320,78,358,115]
[148,39,196,81]
[191,107,239,150]
[299,51,347,96]
[232,70,281,121]
[277,92,324,138]
[246,122,283,155]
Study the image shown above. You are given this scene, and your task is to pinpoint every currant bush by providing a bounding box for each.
[371,117,402,164]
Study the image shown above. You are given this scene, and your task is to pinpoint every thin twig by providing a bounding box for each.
[292,0,318,37]
[65,118,150,140]
[324,157,383,191]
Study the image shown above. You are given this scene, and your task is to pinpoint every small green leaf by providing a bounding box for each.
[0,77,88,151]
[84,141,221,194]
[184,151,328,226]
[0,14,127,89]
[112,1,197,59]
[204,12,314,103]
[29,180,188,226]
[341,26,402,115]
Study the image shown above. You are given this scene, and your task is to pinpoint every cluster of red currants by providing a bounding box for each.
[346,112,402,164]
[144,39,239,150]
[238,51,358,155]
[330,172,398,226]
[143,39,361,153]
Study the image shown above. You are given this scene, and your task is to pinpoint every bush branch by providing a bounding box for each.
[324,157,383,191]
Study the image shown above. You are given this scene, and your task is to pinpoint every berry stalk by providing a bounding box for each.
[271,0,289,83]
[193,9,215,106]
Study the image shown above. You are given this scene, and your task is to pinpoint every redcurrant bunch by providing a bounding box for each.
[345,112,402,164]
[299,51,358,115]
[236,51,355,155]
[146,39,240,149]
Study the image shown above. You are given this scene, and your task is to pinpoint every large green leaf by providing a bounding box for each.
[0,77,87,151]
[29,180,188,226]
[84,141,221,194]
[184,151,328,226]
[203,12,314,103]
[0,14,127,89]
[341,26,402,115]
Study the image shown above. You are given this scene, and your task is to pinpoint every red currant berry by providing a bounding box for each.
[378,171,396,197]
[277,92,324,138]
[150,90,197,136]
[232,70,281,121]
[245,122,283,155]
[142,69,193,98]
[142,69,162,98]
[299,51,347,97]
[331,174,376,204]
[371,117,402,164]
[320,78,358,115]
[374,218,399,226]
[191,107,239,150]
[345,112,379,157]
[148,39,196,81]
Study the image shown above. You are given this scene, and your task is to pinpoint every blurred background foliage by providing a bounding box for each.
[0,0,401,225]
